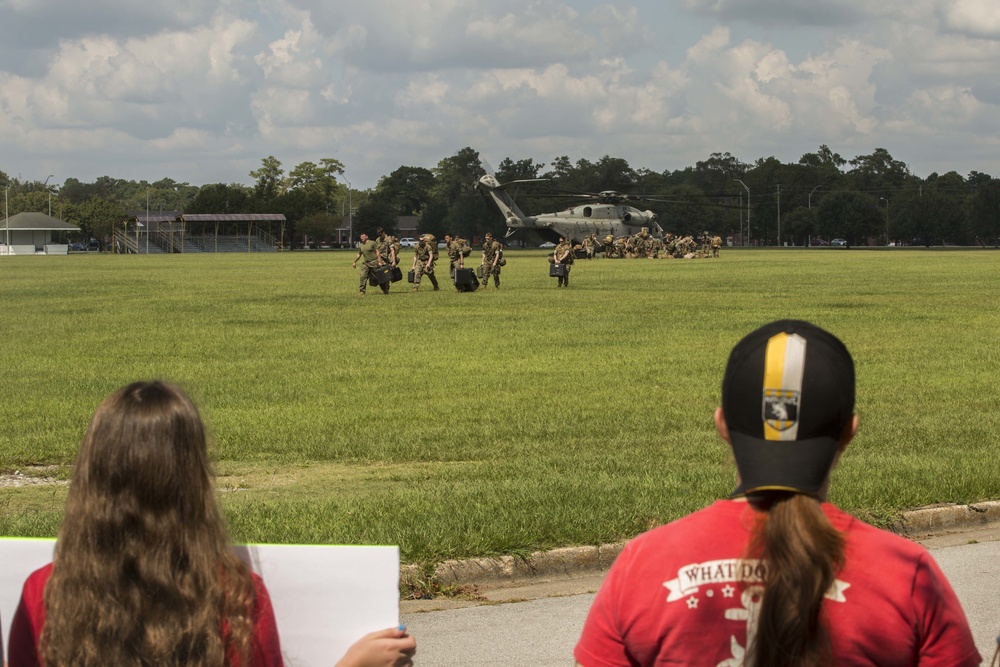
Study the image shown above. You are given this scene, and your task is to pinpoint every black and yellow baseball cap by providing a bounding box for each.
[722,320,855,496]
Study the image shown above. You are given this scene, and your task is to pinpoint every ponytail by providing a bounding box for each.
[745,493,844,667]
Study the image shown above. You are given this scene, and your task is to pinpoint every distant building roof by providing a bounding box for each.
[2,212,80,232]
[127,214,180,224]
[180,214,287,222]
[396,215,419,231]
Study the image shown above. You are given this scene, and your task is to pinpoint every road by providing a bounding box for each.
[402,524,1000,666]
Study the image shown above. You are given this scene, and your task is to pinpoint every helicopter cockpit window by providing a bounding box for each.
[583,207,592,217]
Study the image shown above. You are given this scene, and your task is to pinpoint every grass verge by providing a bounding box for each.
[1,249,999,563]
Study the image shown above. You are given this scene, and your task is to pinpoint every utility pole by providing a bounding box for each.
[879,197,890,245]
[347,180,353,248]
[776,184,781,246]
[733,179,750,246]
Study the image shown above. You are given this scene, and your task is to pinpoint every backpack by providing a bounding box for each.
[418,235,439,259]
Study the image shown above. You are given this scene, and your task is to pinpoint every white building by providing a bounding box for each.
[1,212,80,255]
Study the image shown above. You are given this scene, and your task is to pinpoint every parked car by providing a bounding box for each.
[539,242,556,248]
[810,238,830,246]
[73,238,101,251]
[399,237,418,247]
[831,238,847,246]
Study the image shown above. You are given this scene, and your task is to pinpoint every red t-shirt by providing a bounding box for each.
[576,500,980,667]
[8,563,284,667]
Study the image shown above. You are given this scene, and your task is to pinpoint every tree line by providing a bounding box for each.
[3,144,999,247]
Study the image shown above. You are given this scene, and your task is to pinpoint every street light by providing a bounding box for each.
[344,179,353,248]
[879,197,889,245]
[44,174,54,217]
[808,184,823,209]
[733,179,750,246]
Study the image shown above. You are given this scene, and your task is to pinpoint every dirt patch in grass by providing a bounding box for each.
[0,466,69,488]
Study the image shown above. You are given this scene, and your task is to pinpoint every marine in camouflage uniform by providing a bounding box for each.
[411,234,439,291]
[553,236,574,287]
[711,234,722,257]
[662,233,676,258]
[603,235,615,259]
[649,236,662,258]
[375,228,398,269]
[635,228,651,258]
[351,231,387,295]
[679,235,696,257]
[625,234,639,259]
[614,236,627,259]
[480,232,503,289]
[444,233,464,269]
[443,234,463,291]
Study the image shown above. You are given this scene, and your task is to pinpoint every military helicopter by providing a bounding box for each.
[476,173,665,245]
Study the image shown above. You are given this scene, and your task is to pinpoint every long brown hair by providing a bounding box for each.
[744,492,845,667]
[41,381,256,667]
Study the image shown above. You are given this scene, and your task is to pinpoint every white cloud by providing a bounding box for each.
[3,0,1000,188]
[0,11,258,139]
[943,0,1000,39]
[255,19,326,87]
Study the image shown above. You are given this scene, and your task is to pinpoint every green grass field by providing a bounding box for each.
[2,248,999,564]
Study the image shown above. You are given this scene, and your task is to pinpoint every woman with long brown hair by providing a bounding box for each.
[575,320,979,666]
[8,381,415,667]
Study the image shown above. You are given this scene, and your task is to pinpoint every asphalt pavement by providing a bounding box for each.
[402,522,1000,666]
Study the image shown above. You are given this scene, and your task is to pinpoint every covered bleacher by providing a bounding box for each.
[117,213,286,254]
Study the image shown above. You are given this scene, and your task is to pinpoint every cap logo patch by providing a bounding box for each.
[764,389,799,430]
[762,333,807,441]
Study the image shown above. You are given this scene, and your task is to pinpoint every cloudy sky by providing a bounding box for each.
[1,0,999,190]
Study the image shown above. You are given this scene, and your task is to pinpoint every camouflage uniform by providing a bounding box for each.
[553,238,574,287]
[352,233,386,295]
[679,235,696,257]
[481,234,503,288]
[663,233,676,258]
[444,234,466,283]
[649,236,662,258]
[711,235,722,258]
[621,235,632,259]
[603,235,615,259]
[411,235,439,291]
[614,236,627,259]
[376,230,398,269]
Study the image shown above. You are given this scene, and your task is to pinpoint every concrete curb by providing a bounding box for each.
[401,501,1000,590]
[892,500,1000,537]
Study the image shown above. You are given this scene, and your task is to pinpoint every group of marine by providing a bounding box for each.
[352,227,723,295]
[580,229,723,260]
[352,229,505,295]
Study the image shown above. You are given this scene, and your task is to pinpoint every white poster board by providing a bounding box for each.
[0,538,399,666]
